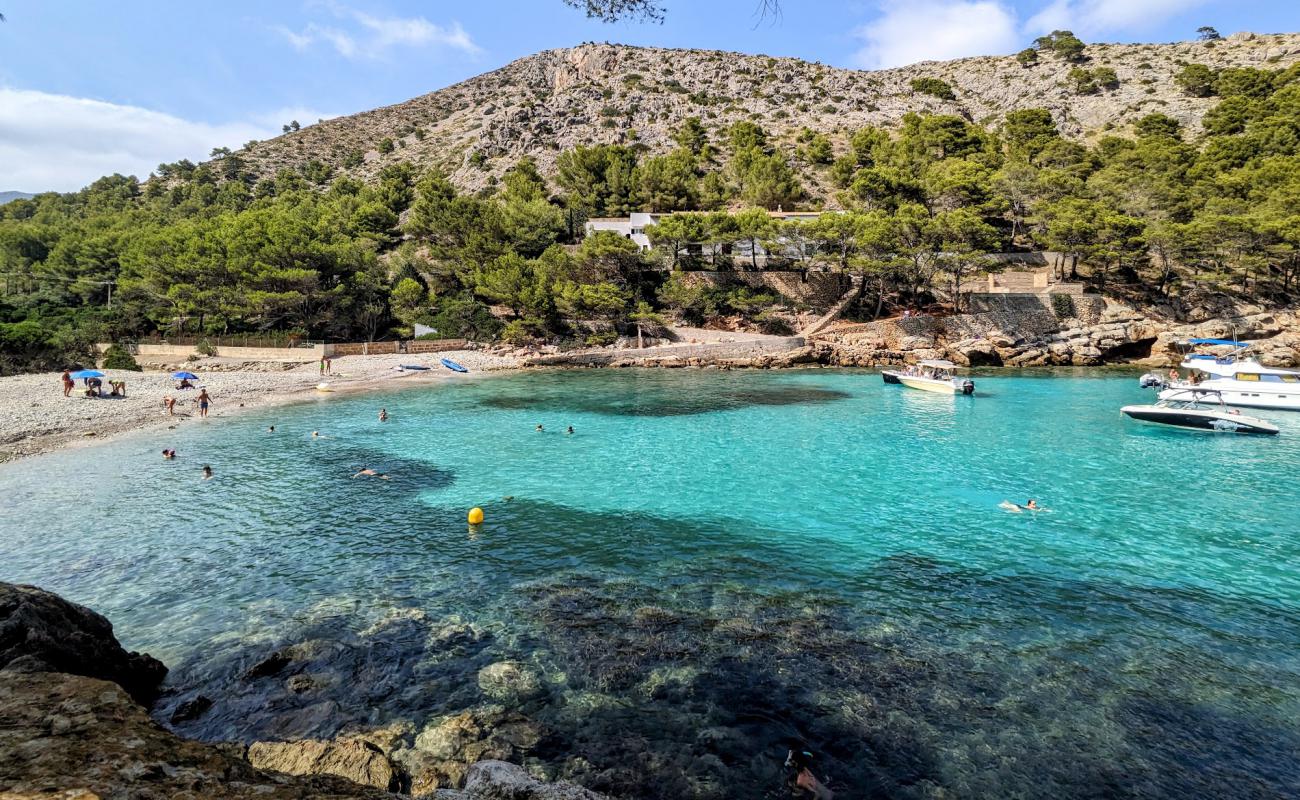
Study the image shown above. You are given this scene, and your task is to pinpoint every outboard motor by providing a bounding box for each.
[961,379,975,395]
[1138,371,1166,389]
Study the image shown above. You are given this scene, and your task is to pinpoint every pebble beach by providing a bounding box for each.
[0,350,521,462]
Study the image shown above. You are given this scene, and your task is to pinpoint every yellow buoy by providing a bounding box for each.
[467,507,484,525]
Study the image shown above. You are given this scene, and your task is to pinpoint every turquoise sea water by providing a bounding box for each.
[3,368,1299,799]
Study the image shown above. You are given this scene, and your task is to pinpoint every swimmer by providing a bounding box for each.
[999,499,1045,513]
[161,449,176,460]
[352,467,390,480]
[379,408,388,422]
[268,425,275,432]
[312,431,321,438]
[201,465,213,480]
[536,424,544,432]
[566,426,574,435]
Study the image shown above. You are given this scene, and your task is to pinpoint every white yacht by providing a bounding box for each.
[887,359,976,395]
[1157,339,1300,411]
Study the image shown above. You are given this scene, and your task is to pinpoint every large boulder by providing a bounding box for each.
[248,739,404,792]
[0,671,397,799]
[460,760,609,800]
[0,582,166,706]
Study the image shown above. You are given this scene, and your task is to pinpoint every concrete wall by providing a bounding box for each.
[676,271,851,308]
[103,343,323,361]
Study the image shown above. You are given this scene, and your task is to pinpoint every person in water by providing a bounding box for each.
[268,425,275,432]
[784,749,833,800]
[1000,499,1043,513]
[378,408,388,422]
[161,449,176,460]
[536,424,544,432]
[566,426,574,435]
[202,465,213,480]
[352,467,390,480]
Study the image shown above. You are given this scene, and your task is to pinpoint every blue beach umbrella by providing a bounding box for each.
[70,369,104,379]
[172,371,199,380]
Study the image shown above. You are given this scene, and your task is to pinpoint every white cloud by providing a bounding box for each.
[852,0,1021,69]
[1025,0,1210,36]
[275,4,480,60]
[0,88,330,193]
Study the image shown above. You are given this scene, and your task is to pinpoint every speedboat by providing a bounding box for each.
[1157,338,1300,411]
[893,359,975,395]
[1122,389,1279,435]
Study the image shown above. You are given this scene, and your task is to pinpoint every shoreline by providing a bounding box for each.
[0,350,522,464]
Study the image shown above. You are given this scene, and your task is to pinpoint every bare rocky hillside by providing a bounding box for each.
[235,32,1300,200]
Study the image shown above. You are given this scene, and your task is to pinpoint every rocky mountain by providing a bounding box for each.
[0,191,35,205]
[232,32,1300,200]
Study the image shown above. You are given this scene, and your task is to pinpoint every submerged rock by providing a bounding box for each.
[0,582,167,707]
[478,660,545,704]
[460,760,608,800]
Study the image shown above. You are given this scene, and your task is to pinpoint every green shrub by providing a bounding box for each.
[585,331,618,347]
[101,344,141,371]
[426,297,502,341]
[377,138,395,155]
[910,77,956,100]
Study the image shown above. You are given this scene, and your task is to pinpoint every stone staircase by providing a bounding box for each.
[800,275,863,337]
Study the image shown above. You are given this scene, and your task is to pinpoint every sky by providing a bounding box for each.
[1,0,1298,192]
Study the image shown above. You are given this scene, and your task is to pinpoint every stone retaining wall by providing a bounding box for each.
[527,337,806,366]
[324,339,467,357]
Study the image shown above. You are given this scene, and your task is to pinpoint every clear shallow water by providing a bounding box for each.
[3,369,1299,799]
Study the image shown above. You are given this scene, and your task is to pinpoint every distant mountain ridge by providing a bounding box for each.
[0,191,36,205]
[228,32,1300,200]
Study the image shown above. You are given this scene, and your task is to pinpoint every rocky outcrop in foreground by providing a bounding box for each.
[0,583,611,800]
[0,582,167,706]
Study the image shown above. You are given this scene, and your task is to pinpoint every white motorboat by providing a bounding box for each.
[890,359,976,395]
[1156,338,1300,411]
[1122,389,1279,435]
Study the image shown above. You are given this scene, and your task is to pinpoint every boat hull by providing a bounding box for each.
[1121,405,1279,435]
[882,370,903,384]
[898,375,974,395]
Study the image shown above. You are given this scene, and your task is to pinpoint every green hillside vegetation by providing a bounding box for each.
[3,60,1300,372]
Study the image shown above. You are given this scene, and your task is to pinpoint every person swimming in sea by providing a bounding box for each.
[268,425,275,432]
[352,467,390,480]
[535,424,544,432]
[201,465,213,480]
[378,408,388,422]
[566,426,574,435]
[999,499,1044,513]
[161,449,176,460]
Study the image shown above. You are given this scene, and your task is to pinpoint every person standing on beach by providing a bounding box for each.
[61,370,74,397]
[325,356,332,375]
[163,395,177,415]
[320,357,326,376]
[196,389,212,418]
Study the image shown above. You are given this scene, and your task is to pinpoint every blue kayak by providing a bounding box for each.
[440,358,469,373]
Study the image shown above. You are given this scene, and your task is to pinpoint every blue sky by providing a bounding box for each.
[1,0,1298,191]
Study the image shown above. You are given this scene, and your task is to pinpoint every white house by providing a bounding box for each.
[584,210,825,258]
[584,212,658,250]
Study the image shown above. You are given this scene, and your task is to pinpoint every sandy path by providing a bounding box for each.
[0,350,519,462]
